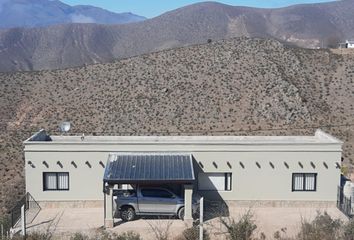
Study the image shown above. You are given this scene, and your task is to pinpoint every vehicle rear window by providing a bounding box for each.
[141,189,174,198]
[114,189,136,197]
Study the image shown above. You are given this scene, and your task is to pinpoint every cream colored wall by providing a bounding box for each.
[25,151,108,201]
[194,151,341,201]
[25,142,341,203]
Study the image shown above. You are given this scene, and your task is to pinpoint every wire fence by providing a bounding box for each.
[337,185,353,218]
[10,192,41,229]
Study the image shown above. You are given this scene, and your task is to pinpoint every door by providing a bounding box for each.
[138,188,178,213]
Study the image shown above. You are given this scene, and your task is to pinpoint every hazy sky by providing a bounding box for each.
[61,0,333,18]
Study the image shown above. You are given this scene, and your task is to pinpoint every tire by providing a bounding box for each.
[178,207,185,220]
[120,206,136,222]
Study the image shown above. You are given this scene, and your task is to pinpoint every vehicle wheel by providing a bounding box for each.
[178,207,185,220]
[120,207,136,222]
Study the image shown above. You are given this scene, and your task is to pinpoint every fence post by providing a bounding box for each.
[1,224,3,240]
[199,197,204,240]
[21,205,26,237]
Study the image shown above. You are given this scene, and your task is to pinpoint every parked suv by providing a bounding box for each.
[114,186,199,221]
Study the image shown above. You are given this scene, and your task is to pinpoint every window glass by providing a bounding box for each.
[293,173,304,191]
[58,173,69,190]
[292,173,316,191]
[198,173,232,191]
[45,173,57,190]
[43,172,69,191]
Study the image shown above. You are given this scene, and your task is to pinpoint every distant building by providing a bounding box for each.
[339,40,354,48]
[346,40,354,48]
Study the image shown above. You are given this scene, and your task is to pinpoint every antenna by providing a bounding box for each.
[59,121,71,134]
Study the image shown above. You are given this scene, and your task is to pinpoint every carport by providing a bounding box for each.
[103,153,195,228]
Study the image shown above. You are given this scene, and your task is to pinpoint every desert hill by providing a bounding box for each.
[1,37,354,214]
[1,0,354,72]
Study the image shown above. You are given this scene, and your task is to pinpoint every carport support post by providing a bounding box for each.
[184,184,193,226]
[104,184,114,228]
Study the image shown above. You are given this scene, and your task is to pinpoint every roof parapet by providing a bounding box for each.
[315,129,343,144]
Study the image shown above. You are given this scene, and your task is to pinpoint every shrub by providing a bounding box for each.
[0,215,11,235]
[343,219,354,240]
[114,231,142,240]
[11,231,52,240]
[182,225,210,240]
[147,220,172,240]
[70,232,89,240]
[219,210,257,240]
[297,211,342,240]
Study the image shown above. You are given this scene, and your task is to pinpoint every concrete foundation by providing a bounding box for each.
[105,219,114,228]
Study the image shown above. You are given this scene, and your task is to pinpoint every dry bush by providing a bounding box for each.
[70,232,89,240]
[147,219,173,240]
[176,225,210,240]
[297,211,342,240]
[342,219,354,240]
[219,210,257,240]
[69,231,142,240]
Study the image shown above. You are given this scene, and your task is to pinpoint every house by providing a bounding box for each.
[24,129,343,227]
[346,40,354,48]
[340,40,354,48]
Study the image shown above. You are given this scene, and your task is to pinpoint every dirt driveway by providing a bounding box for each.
[25,206,348,239]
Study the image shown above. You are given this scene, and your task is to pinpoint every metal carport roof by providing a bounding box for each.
[103,153,195,184]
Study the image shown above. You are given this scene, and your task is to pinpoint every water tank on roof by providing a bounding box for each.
[343,181,352,198]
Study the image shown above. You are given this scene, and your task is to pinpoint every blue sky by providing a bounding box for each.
[61,0,333,18]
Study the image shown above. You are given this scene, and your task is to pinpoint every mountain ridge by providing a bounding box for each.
[0,0,146,29]
[1,0,354,72]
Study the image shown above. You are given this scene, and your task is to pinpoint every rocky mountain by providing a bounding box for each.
[0,0,146,29]
[1,0,354,72]
[1,37,354,214]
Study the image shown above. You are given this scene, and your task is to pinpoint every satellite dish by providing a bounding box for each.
[59,121,71,133]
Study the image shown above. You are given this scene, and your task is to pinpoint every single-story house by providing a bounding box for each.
[346,40,354,48]
[24,129,343,227]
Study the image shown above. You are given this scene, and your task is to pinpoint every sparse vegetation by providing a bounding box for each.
[297,212,342,240]
[219,210,257,240]
[1,212,354,239]
[179,225,210,240]
[146,219,173,240]
[1,37,354,217]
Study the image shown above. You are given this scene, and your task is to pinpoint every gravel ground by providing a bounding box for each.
[23,206,348,239]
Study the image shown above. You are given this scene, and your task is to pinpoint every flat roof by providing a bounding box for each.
[24,129,342,145]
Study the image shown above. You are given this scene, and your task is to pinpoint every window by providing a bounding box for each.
[43,172,69,191]
[292,173,317,191]
[141,189,174,198]
[198,173,232,191]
